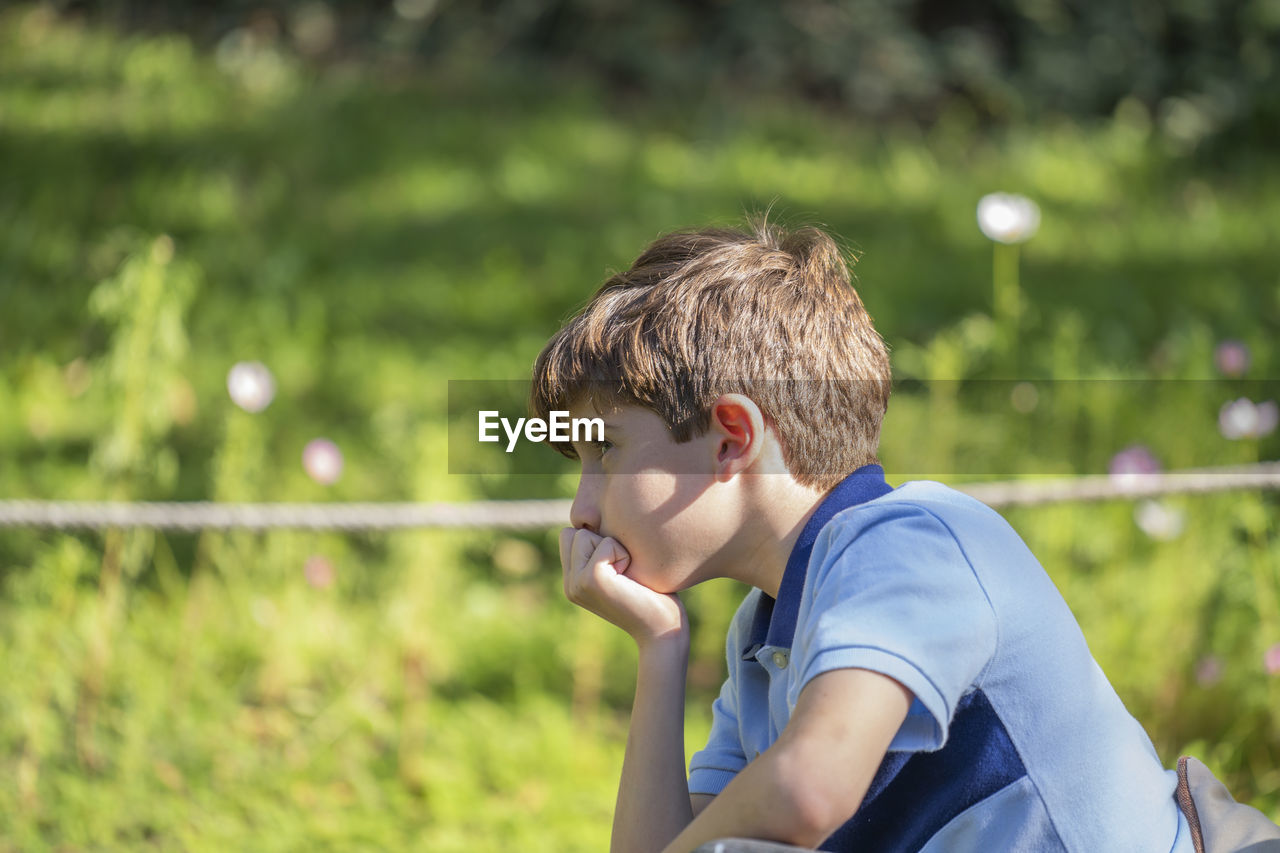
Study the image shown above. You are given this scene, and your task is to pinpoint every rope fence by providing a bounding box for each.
[0,463,1277,532]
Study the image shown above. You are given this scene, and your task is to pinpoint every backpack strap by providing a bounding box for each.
[1176,756,1207,853]
[1175,755,1280,853]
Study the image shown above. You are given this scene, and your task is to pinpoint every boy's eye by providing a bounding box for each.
[571,438,613,462]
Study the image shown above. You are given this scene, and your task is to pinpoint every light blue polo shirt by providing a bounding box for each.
[688,465,1193,852]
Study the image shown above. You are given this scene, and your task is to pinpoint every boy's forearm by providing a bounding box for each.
[610,635,694,853]
[661,668,913,853]
[659,745,830,853]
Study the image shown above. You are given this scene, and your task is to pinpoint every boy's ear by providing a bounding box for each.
[708,393,766,480]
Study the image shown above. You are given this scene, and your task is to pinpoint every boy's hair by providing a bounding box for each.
[530,218,890,490]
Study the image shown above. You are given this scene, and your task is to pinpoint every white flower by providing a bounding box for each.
[1218,398,1279,440]
[302,438,344,485]
[226,361,276,413]
[1134,500,1185,541]
[977,193,1041,244]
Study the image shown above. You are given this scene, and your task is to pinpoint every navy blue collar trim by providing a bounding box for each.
[742,464,893,659]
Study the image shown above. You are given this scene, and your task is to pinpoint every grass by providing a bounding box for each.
[0,5,1277,849]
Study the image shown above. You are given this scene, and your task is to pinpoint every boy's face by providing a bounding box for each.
[566,400,737,594]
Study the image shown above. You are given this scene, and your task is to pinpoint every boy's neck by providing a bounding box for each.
[731,477,830,599]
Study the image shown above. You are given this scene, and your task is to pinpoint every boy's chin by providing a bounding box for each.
[643,574,696,596]
[627,567,683,596]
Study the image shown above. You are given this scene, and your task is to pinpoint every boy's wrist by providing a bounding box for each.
[635,627,691,660]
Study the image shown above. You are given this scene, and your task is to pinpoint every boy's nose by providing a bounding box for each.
[569,474,601,532]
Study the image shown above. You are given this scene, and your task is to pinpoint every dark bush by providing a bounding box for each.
[51,0,1280,144]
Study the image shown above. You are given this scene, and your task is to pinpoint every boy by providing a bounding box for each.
[530,220,1197,852]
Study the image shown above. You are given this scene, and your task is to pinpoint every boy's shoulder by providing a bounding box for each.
[723,479,1018,652]
[720,477,1044,662]
[804,478,1046,616]
[820,479,1015,549]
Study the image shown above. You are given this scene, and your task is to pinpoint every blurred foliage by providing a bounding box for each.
[46,0,1280,151]
[0,5,1278,850]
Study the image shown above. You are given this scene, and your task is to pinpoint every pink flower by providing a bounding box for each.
[304,555,336,589]
[1109,445,1161,491]
[1214,340,1250,377]
[1195,655,1223,687]
[1265,644,1280,677]
[302,438,343,485]
[1218,398,1279,440]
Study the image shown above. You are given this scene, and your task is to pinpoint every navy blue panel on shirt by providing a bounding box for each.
[742,464,894,659]
[819,690,1028,853]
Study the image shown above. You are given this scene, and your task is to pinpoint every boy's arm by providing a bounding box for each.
[560,527,695,853]
[611,632,695,853]
[661,667,913,853]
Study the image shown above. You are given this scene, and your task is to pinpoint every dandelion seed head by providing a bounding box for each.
[977,193,1041,244]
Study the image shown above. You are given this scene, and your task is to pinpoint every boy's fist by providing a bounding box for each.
[559,527,687,646]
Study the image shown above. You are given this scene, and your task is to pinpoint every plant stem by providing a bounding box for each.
[994,242,1021,368]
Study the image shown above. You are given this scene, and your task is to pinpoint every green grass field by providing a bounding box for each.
[1,6,1278,850]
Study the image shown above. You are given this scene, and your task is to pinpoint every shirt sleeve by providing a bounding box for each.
[687,594,755,795]
[790,501,998,753]
[687,676,749,796]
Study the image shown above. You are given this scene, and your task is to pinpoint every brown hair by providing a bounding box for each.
[530,218,890,489]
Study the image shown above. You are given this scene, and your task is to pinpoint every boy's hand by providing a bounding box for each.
[560,527,687,647]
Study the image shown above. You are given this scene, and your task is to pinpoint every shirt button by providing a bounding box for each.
[771,650,789,669]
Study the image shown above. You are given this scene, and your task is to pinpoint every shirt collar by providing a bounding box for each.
[741,463,893,659]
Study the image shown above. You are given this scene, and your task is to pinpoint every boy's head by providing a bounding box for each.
[531,218,890,490]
